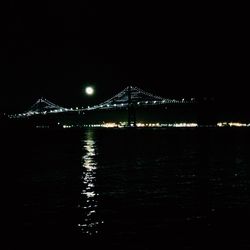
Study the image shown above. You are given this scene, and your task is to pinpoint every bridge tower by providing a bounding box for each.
[127,86,136,127]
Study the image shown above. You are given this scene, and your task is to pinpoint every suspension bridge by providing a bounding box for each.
[9,86,195,126]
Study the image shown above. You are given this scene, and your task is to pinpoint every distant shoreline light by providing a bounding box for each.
[58,122,250,129]
[62,122,200,128]
[217,122,249,127]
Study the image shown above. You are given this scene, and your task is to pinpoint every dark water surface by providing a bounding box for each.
[8,128,250,249]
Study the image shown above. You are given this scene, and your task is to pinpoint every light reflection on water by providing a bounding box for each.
[78,129,103,235]
[20,127,250,248]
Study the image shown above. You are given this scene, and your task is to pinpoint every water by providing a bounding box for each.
[8,127,250,249]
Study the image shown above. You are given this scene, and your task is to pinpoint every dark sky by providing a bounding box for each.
[5,2,249,112]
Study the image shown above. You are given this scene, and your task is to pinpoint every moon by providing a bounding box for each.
[85,86,94,95]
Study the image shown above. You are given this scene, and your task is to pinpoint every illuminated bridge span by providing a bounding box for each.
[10,86,195,125]
[85,86,194,111]
[11,98,70,118]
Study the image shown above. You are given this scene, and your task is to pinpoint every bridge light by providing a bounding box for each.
[154,101,157,103]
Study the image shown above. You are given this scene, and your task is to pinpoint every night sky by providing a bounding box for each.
[6,2,249,113]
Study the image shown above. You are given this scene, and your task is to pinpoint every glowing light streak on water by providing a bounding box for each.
[78,130,103,236]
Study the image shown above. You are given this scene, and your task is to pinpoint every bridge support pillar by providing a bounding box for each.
[128,105,136,127]
[127,86,136,127]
